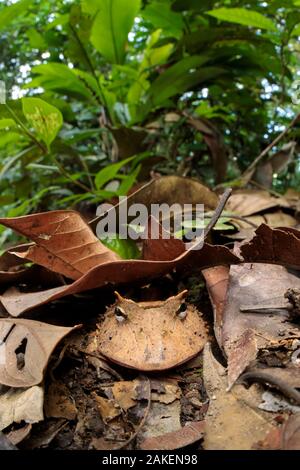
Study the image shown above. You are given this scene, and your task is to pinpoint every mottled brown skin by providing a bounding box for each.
[94,291,207,371]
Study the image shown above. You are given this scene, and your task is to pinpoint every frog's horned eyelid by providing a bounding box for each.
[114,291,125,302]
[169,290,188,302]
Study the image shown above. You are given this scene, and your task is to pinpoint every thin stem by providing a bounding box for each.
[69,24,111,122]
[241,112,300,183]
[5,103,46,153]
[51,154,94,194]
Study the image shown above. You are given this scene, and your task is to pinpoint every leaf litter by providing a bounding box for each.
[0,178,299,449]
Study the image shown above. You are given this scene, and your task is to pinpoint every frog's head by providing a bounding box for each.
[113,290,189,323]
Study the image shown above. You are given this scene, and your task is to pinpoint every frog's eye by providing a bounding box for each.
[176,302,187,320]
[114,306,127,323]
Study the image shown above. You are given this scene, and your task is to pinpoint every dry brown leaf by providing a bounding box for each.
[187,116,227,183]
[45,381,77,420]
[222,263,300,388]
[0,243,239,317]
[0,386,44,431]
[202,265,229,347]
[142,216,186,261]
[230,212,297,240]
[226,190,290,217]
[0,210,119,280]
[280,413,300,449]
[139,420,205,450]
[93,394,121,423]
[0,319,79,387]
[241,224,300,268]
[6,423,32,445]
[202,344,277,450]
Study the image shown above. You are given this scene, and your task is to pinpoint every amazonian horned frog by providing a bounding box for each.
[90,291,207,371]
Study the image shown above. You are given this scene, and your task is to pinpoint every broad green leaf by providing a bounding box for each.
[26,29,47,49]
[100,234,140,259]
[0,0,33,31]
[95,154,137,189]
[87,0,141,64]
[143,1,184,37]
[0,119,16,130]
[206,8,277,32]
[128,29,173,112]
[117,164,141,195]
[147,55,225,106]
[25,63,95,100]
[22,98,63,148]
[292,24,300,36]
[0,132,21,149]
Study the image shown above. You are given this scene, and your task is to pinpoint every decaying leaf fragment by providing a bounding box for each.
[0,386,44,431]
[139,420,205,450]
[222,263,300,388]
[0,319,79,387]
[241,224,300,269]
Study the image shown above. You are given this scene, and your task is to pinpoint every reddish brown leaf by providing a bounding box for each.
[0,244,239,317]
[142,216,186,261]
[0,210,119,280]
[241,224,300,269]
[139,421,205,450]
[202,266,229,347]
[0,319,79,387]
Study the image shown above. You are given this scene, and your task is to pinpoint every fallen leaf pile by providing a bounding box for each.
[0,176,299,450]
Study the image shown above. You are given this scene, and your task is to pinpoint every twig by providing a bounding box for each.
[240,371,300,405]
[241,112,300,183]
[204,188,232,238]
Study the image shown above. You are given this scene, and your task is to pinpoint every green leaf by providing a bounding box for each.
[100,234,140,259]
[147,55,225,107]
[94,154,137,189]
[26,28,47,50]
[25,63,95,100]
[86,0,141,64]
[22,97,63,148]
[0,0,33,31]
[143,1,184,37]
[206,8,277,32]
[0,119,16,130]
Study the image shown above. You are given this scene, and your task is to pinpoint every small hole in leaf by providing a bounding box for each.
[15,338,27,370]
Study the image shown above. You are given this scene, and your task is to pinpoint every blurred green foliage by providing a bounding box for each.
[0,0,300,245]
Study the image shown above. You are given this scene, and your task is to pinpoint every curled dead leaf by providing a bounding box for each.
[0,319,79,387]
[0,210,119,280]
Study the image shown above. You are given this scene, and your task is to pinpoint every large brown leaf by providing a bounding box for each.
[202,344,277,450]
[0,243,240,317]
[222,263,300,388]
[0,210,119,280]
[0,318,79,387]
